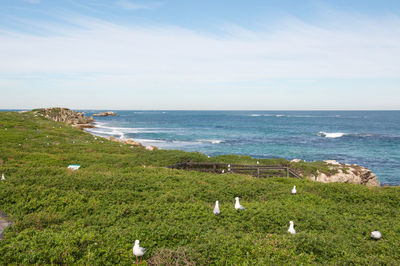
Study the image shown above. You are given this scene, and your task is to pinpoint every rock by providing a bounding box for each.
[323,160,341,166]
[291,159,304,163]
[73,124,95,129]
[109,136,122,143]
[109,136,143,147]
[93,111,117,117]
[0,210,12,240]
[125,139,141,146]
[33,108,94,129]
[310,161,380,186]
[145,145,157,151]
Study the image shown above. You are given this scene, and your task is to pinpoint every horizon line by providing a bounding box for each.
[1,108,400,112]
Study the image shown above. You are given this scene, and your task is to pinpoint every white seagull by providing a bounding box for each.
[133,240,146,264]
[371,231,382,240]
[291,186,297,194]
[256,161,260,165]
[235,197,246,210]
[221,169,225,174]
[213,200,220,215]
[1,173,5,181]
[288,221,296,234]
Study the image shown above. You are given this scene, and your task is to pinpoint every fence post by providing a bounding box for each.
[286,167,289,178]
[257,167,260,178]
[213,164,216,173]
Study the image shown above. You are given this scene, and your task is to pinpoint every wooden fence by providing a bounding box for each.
[167,162,302,179]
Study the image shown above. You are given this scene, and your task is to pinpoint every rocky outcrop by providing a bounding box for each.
[310,160,379,186]
[109,136,142,147]
[34,108,94,129]
[93,111,117,117]
[108,136,158,150]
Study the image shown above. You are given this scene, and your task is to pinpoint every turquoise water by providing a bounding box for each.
[84,111,400,186]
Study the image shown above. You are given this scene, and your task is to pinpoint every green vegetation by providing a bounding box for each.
[0,111,399,264]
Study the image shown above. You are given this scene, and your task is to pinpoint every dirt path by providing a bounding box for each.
[0,210,11,240]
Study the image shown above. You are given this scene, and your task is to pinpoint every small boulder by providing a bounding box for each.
[145,146,157,151]
[93,111,117,117]
[323,160,341,166]
[291,159,303,163]
[125,139,141,146]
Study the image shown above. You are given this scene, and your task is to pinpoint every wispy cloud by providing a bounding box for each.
[24,0,41,4]
[0,11,400,109]
[1,13,399,80]
[115,0,162,10]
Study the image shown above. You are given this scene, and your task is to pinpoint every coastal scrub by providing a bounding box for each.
[0,111,399,264]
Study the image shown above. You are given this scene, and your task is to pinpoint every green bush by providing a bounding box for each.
[0,111,399,264]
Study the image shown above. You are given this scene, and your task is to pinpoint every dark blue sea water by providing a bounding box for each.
[83,111,400,186]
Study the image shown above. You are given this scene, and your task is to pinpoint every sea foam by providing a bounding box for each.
[318,132,346,138]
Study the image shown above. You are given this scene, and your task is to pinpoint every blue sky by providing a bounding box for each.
[0,0,399,110]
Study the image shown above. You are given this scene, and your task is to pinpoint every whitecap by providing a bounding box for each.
[318,132,346,138]
[197,139,224,144]
[133,138,166,143]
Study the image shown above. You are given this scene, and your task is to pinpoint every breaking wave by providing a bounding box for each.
[318,132,346,138]
[318,132,376,139]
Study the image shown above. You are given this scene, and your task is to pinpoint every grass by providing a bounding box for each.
[0,111,399,265]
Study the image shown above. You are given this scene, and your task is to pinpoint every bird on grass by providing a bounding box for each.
[235,197,246,210]
[1,173,5,181]
[256,161,260,165]
[133,240,146,264]
[371,231,382,240]
[291,185,297,194]
[288,221,296,234]
[213,200,220,215]
[221,169,225,174]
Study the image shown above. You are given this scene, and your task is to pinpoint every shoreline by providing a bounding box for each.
[83,122,381,187]
[1,111,399,264]
[15,108,390,186]
[84,122,159,151]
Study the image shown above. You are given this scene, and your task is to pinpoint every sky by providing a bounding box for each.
[0,0,399,110]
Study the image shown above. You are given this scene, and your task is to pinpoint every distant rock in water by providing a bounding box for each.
[311,160,380,186]
[93,111,117,117]
[33,107,95,129]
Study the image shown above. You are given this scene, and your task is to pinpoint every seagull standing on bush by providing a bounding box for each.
[133,240,146,264]
[371,231,382,240]
[235,197,246,210]
[1,173,5,181]
[288,221,296,234]
[213,200,220,215]
[291,186,297,194]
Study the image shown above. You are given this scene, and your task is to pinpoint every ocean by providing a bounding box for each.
[83,111,400,186]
